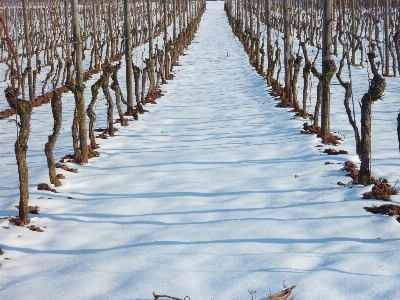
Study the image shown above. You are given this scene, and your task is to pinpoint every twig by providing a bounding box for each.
[394,179,399,189]
[0,13,21,90]
[153,292,188,300]
[266,285,296,300]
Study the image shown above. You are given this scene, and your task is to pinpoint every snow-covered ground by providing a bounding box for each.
[1,2,400,299]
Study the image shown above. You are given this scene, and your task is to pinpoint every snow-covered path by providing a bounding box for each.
[1,2,400,299]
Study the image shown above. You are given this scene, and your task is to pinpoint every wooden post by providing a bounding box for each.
[124,0,134,115]
[71,0,89,163]
[320,0,335,142]
[22,0,35,102]
[283,0,292,102]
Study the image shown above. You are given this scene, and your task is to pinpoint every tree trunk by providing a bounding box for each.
[336,59,361,157]
[101,65,115,137]
[394,30,400,75]
[132,63,142,109]
[124,0,134,115]
[22,0,34,102]
[147,0,154,56]
[147,0,156,97]
[292,55,302,110]
[45,90,62,187]
[265,0,273,85]
[397,112,400,153]
[320,0,335,142]
[64,0,71,59]
[313,82,322,128]
[384,0,390,76]
[300,41,312,119]
[110,62,128,126]
[283,0,292,102]
[0,11,21,90]
[309,0,314,46]
[14,7,21,91]
[359,94,373,185]
[71,0,88,163]
[164,0,169,80]
[249,0,254,60]
[351,0,356,65]
[5,87,32,224]
[87,75,105,149]
[359,52,386,185]
[255,0,261,71]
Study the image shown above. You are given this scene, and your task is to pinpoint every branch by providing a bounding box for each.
[312,47,321,65]
[311,65,321,78]
[367,51,386,101]
[336,56,347,87]
[367,52,380,77]
[267,285,296,300]
[300,38,310,62]
[153,292,186,300]
[0,13,21,90]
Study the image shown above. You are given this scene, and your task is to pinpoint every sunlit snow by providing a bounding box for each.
[1,2,400,299]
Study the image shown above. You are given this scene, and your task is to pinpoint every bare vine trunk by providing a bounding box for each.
[22,0,34,102]
[313,82,322,128]
[5,87,32,224]
[283,0,292,102]
[124,0,134,115]
[300,41,312,119]
[87,75,105,149]
[71,0,88,163]
[110,62,128,126]
[44,89,62,187]
[320,0,336,142]
[101,65,115,137]
[265,0,273,85]
[359,52,386,185]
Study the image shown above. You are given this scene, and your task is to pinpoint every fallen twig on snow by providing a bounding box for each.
[153,292,189,300]
[267,285,296,300]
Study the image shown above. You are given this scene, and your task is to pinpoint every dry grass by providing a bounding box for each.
[14,205,40,214]
[323,148,348,155]
[37,183,58,193]
[342,161,398,200]
[364,204,400,223]
[341,161,359,183]
[363,179,399,201]
[301,122,320,135]
[56,162,78,173]
[152,285,296,300]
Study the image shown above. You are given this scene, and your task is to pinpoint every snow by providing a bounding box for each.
[1,2,400,299]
